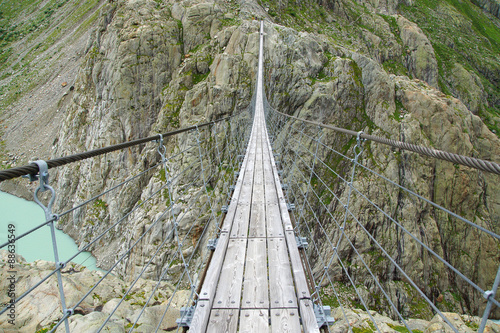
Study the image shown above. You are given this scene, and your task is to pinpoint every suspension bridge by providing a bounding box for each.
[1,21,499,333]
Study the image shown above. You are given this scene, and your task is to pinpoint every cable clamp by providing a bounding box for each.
[353,131,365,157]
[314,303,335,328]
[484,290,494,300]
[176,306,196,328]
[295,236,308,249]
[30,160,57,221]
[207,238,218,251]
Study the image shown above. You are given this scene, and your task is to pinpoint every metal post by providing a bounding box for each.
[31,160,71,333]
[479,265,500,332]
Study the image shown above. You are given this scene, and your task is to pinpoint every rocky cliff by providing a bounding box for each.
[0,0,499,330]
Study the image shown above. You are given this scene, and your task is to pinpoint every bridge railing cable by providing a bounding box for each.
[0,108,252,332]
[268,108,500,175]
[264,99,500,333]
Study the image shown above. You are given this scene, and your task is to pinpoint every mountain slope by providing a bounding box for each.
[0,0,499,328]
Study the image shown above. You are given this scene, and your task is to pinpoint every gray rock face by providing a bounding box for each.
[1,0,499,329]
[471,0,500,18]
[330,307,500,332]
[397,16,438,88]
[0,251,179,332]
[48,0,500,321]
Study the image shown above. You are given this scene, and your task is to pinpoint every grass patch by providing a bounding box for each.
[192,71,209,85]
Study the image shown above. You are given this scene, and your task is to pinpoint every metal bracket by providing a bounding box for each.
[229,185,235,191]
[313,304,335,328]
[282,183,288,191]
[296,236,308,249]
[176,306,196,327]
[278,170,283,176]
[287,203,295,211]
[237,155,245,160]
[235,172,240,177]
[221,205,228,213]
[207,238,218,251]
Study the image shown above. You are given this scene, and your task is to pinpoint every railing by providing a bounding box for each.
[0,109,252,332]
[264,98,500,332]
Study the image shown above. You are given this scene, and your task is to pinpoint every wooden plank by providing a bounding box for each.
[231,203,250,238]
[266,203,284,238]
[252,180,265,204]
[220,132,253,233]
[240,309,270,333]
[189,300,211,333]
[206,309,239,333]
[270,308,301,333]
[249,203,266,238]
[263,164,278,204]
[284,230,311,300]
[268,238,297,308]
[199,232,230,301]
[242,238,269,308]
[213,238,247,308]
[299,299,321,333]
[263,135,295,231]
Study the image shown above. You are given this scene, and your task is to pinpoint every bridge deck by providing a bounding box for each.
[189,22,320,333]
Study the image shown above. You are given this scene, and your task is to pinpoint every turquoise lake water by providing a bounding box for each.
[0,191,101,271]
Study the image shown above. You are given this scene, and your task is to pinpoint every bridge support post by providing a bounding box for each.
[30,160,71,333]
[313,303,335,328]
[479,265,500,332]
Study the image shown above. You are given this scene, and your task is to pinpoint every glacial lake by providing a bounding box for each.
[0,190,101,271]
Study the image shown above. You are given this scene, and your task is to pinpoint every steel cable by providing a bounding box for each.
[0,114,242,182]
[268,108,500,175]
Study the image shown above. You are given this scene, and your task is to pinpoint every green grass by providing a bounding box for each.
[445,0,500,51]
[387,323,423,333]
[193,71,209,85]
[399,0,500,128]
[0,0,102,110]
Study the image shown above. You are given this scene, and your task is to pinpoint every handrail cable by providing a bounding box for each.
[0,114,239,182]
[48,116,246,332]
[283,115,500,309]
[268,108,500,175]
[0,125,219,250]
[265,106,499,331]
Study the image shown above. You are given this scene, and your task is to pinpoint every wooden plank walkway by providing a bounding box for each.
[189,21,319,333]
